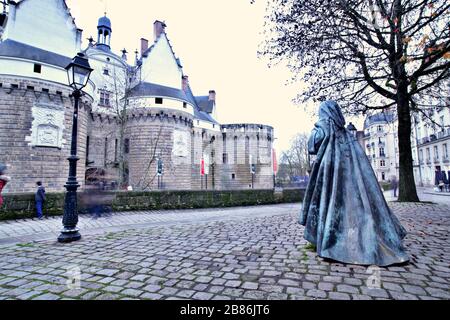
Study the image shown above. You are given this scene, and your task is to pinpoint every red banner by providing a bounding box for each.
[201,158,205,176]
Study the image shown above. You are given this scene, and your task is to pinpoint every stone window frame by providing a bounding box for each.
[124,138,130,154]
[443,143,448,160]
[99,89,111,107]
[434,145,439,160]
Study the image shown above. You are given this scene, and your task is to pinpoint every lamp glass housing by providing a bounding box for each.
[65,53,93,91]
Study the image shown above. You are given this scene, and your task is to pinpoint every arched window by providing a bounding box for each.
[256,134,260,163]
[245,136,250,164]
[222,133,227,164]
[234,136,238,164]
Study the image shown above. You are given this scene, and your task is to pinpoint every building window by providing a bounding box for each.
[231,173,236,180]
[114,139,118,162]
[379,147,385,157]
[245,136,250,165]
[380,160,386,167]
[183,102,187,109]
[443,144,448,159]
[377,125,383,132]
[104,138,108,166]
[86,136,90,164]
[381,172,386,181]
[256,135,260,163]
[419,150,424,162]
[33,64,42,73]
[103,68,110,76]
[155,98,163,104]
[223,153,228,164]
[124,138,130,154]
[99,90,111,107]
[234,137,238,164]
[434,146,439,160]
[426,148,431,162]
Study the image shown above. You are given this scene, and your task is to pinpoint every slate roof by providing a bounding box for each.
[129,82,219,124]
[0,39,72,68]
[184,84,219,124]
[364,112,395,129]
[98,15,112,30]
[195,96,215,114]
[129,82,191,101]
[93,43,112,53]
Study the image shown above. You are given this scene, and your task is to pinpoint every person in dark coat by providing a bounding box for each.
[390,176,399,198]
[300,101,409,267]
[35,181,46,220]
[441,171,449,192]
[434,168,444,191]
[0,163,11,208]
[447,171,450,192]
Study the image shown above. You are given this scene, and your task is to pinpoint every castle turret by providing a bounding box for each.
[97,13,112,50]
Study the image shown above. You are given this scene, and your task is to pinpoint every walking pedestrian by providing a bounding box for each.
[0,163,11,209]
[35,181,46,220]
[391,176,398,198]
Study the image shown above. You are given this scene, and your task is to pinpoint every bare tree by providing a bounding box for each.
[98,63,134,188]
[278,133,310,182]
[134,125,175,191]
[97,62,172,190]
[259,0,449,202]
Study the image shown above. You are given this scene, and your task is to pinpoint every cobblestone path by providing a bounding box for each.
[0,202,448,300]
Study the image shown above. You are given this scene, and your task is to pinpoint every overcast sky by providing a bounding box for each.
[66,0,364,153]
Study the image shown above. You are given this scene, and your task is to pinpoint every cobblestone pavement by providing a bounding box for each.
[0,204,294,245]
[384,188,450,205]
[0,202,448,300]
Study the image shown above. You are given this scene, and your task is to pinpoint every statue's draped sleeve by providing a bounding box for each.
[308,125,325,155]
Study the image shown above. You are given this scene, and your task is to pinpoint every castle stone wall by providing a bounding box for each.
[0,76,91,193]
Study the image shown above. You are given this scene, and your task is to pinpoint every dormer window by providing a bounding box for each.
[155,98,163,105]
[99,90,111,107]
[103,68,109,76]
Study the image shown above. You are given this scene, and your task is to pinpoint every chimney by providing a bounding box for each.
[154,20,166,42]
[209,90,216,102]
[182,75,189,91]
[140,38,149,56]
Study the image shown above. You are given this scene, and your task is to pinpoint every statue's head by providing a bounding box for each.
[318,101,346,128]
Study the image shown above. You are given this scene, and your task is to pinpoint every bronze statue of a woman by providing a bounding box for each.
[300,101,409,267]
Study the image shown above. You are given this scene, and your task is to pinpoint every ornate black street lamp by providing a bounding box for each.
[58,53,93,243]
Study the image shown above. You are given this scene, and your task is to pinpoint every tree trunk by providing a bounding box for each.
[396,85,420,202]
[118,116,126,189]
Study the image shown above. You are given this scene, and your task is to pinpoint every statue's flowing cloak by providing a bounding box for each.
[300,102,409,266]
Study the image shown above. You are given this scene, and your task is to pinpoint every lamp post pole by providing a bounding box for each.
[58,89,82,243]
[58,52,92,243]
